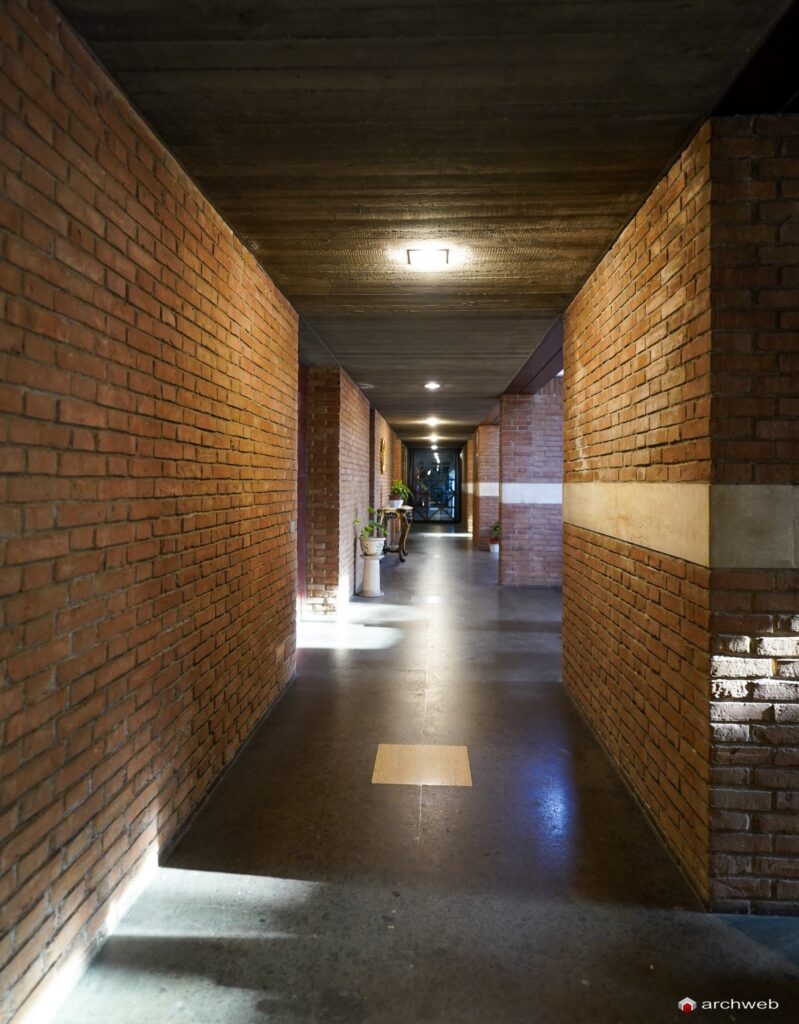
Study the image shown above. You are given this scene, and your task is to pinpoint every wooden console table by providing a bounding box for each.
[378,506,413,562]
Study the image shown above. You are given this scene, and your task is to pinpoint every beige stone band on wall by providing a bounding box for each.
[477,482,499,496]
[501,483,563,505]
[563,482,799,569]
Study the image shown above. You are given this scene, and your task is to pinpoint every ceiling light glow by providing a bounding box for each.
[387,242,469,274]
[424,381,441,391]
[425,417,439,427]
[430,444,438,451]
[407,247,448,271]
[429,434,438,442]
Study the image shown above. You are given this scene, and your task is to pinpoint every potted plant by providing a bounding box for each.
[388,479,412,509]
[354,509,387,556]
[489,521,500,556]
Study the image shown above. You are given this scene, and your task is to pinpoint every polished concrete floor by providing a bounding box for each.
[62,527,799,1023]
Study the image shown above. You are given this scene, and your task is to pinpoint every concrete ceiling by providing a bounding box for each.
[57,0,791,443]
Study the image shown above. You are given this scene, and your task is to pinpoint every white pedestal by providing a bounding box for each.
[360,553,383,597]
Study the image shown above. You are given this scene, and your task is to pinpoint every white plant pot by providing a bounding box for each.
[360,536,386,557]
[388,498,403,508]
[489,541,500,557]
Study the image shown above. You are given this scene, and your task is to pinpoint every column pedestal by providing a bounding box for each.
[359,553,383,597]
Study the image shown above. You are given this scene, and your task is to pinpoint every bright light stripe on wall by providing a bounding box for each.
[563,482,799,568]
[501,482,562,505]
[477,482,499,496]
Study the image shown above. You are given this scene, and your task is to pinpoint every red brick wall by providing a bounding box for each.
[706,115,799,912]
[710,571,799,912]
[371,409,396,510]
[563,527,712,897]
[710,117,799,485]
[464,438,475,534]
[339,372,370,598]
[392,436,406,487]
[499,380,563,586]
[473,425,499,550]
[0,2,298,1018]
[305,368,340,614]
[564,124,712,485]
[563,116,799,912]
[304,367,370,611]
[563,126,714,900]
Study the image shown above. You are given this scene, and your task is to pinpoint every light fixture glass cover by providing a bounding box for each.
[407,248,449,271]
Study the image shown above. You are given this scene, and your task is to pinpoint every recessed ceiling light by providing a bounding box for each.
[430,444,438,451]
[429,434,439,442]
[407,247,449,271]
[425,417,440,427]
[424,381,441,391]
[387,242,469,273]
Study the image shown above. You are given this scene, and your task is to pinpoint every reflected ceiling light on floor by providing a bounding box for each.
[431,444,438,451]
[424,381,441,391]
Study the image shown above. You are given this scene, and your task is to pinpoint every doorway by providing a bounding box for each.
[409,447,460,522]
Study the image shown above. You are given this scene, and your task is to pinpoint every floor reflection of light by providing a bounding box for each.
[298,619,401,650]
[116,869,318,942]
[523,755,578,873]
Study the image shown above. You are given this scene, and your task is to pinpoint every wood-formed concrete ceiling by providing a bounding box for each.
[57,0,791,442]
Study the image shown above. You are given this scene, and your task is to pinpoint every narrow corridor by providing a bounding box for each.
[60,531,799,1023]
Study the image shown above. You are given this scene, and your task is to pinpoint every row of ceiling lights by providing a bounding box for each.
[423,384,440,446]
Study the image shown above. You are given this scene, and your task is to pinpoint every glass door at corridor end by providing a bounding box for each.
[409,448,460,522]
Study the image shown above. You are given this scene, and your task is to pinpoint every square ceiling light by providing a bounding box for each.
[407,248,449,271]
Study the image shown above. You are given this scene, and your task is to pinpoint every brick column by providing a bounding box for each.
[705,116,799,913]
[563,116,799,914]
[473,425,499,550]
[305,368,370,615]
[464,437,475,534]
[499,382,563,585]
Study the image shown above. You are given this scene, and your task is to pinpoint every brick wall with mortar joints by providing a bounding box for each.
[709,573,799,912]
[563,526,712,900]
[710,116,799,485]
[339,371,370,599]
[371,409,396,512]
[464,437,475,534]
[305,368,340,614]
[564,124,713,484]
[473,425,499,551]
[562,126,715,899]
[499,382,563,586]
[706,116,799,911]
[0,0,298,1017]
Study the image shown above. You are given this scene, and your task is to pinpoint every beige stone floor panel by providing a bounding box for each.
[372,743,472,787]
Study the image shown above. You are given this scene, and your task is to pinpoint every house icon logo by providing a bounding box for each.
[678,997,697,1013]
